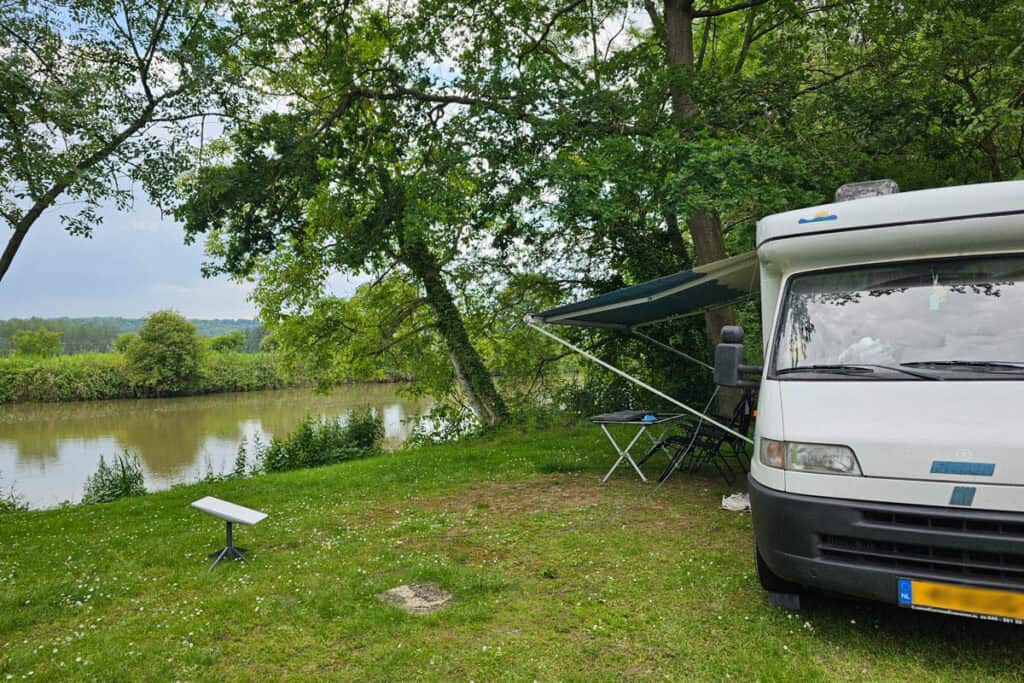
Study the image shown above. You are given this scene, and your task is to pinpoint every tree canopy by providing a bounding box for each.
[125,0,1024,423]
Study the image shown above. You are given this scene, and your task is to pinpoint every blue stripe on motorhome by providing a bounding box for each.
[949,487,976,507]
[931,461,996,476]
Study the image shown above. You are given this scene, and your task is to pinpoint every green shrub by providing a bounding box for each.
[12,327,63,357]
[196,352,290,393]
[0,474,26,513]
[125,311,204,395]
[113,332,138,353]
[231,438,250,478]
[343,408,387,450]
[81,452,147,504]
[0,353,136,403]
[555,374,647,417]
[208,331,246,353]
[259,409,384,473]
[0,351,297,404]
[408,403,480,446]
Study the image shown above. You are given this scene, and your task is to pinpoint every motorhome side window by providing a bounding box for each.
[771,254,1024,380]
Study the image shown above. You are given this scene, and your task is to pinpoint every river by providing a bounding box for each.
[0,385,428,509]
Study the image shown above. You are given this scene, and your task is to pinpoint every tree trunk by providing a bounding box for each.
[0,193,59,283]
[662,0,737,349]
[664,211,689,267]
[689,208,737,344]
[401,236,508,427]
[663,0,739,415]
[663,0,698,123]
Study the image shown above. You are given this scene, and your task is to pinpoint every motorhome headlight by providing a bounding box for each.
[787,442,861,475]
[758,438,861,475]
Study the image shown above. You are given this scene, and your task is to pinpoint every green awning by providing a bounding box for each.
[528,251,758,329]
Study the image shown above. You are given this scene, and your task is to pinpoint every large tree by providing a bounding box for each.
[176,1,520,424]
[178,0,830,418]
[0,0,241,283]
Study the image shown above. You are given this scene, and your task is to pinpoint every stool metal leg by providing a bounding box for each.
[208,521,249,572]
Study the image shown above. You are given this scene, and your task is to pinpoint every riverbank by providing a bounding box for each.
[1,423,1020,681]
[0,352,298,404]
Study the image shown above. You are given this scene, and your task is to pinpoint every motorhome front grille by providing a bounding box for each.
[818,534,1024,587]
[859,509,1024,540]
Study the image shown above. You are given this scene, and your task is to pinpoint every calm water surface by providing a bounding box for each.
[0,385,427,509]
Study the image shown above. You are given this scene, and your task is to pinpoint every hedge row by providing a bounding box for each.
[0,352,299,403]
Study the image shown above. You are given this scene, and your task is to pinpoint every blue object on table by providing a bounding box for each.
[642,414,657,423]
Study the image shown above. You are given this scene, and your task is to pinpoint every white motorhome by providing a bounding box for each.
[729,179,1024,621]
[529,179,1024,622]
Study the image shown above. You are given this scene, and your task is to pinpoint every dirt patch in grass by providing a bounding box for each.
[377,582,453,614]
[375,472,747,579]
[416,474,604,518]
[413,472,735,532]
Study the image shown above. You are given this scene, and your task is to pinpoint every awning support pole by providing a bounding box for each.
[527,323,753,445]
[630,330,713,373]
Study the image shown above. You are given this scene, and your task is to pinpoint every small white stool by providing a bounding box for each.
[191,496,268,572]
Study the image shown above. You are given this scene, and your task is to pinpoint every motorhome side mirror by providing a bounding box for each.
[714,326,745,387]
[714,325,763,388]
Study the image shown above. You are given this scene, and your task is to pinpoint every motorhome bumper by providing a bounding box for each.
[749,477,1024,603]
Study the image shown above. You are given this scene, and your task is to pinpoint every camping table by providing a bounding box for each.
[191,496,268,572]
[589,411,686,482]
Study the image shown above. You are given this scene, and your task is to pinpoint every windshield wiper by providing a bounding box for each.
[777,364,875,376]
[902,360,1024,373]
[777,364,940,380]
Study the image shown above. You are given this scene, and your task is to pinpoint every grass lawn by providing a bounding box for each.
[1,421,1022,681]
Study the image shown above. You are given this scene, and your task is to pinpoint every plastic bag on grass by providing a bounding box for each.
[721,492,750,512]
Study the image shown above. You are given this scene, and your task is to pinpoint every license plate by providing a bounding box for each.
[899,578,1024,624]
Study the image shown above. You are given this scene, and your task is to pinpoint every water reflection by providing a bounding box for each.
[0,385,427,508]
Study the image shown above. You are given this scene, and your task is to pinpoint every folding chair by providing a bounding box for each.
[657,390,756,485]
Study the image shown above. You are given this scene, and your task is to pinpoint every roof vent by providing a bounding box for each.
[835,179,899,202]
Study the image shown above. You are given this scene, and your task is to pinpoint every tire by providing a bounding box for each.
[755,542,802,609]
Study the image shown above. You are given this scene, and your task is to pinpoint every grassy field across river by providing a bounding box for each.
[1,423,1020,681]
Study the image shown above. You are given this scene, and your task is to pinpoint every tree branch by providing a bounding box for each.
[643,0,665,45]
[0,20,59,80]
[349,86,499,109]
[520,0,588,60]
[0,93,168,283]
[794,65,865,96]
[138,2,173,103]
[694,0,768,18]
[733,3,758,74]
[368,324,434,357]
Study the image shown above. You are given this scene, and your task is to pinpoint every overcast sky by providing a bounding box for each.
[0,193,265,319]
[0,192,366,320]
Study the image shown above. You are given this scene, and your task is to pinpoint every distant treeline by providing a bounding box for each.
[0,317,267,355]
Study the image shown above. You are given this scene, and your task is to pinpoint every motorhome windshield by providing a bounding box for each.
[772,254,1024,379]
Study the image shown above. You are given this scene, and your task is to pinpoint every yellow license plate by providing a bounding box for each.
[899,578,1024,624]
